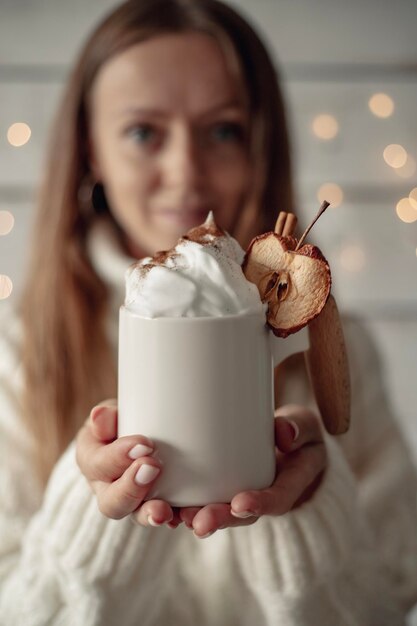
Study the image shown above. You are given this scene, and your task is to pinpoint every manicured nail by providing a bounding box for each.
[193,530,215,539]
[288,419,300,442]
[134,464,160,485]
[90,406,109,422]
[231,510,256,519]
[148,515,164,527]
[128,443,153,460]
[167,521,179,529]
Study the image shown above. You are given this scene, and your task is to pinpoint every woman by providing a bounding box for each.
[0,0,416,624]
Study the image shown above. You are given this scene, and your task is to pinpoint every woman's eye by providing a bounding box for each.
[127,124,158,144]
[209,122,245,143]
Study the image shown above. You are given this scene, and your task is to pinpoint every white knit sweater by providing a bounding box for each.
[0,220,416,626]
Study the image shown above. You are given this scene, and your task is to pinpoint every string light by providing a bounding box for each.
[7,122,31,147]
[317,183,343,208]
[0,275,13,300]
[409,188,417,210]
[383,144,407,169]
[0,211,15,236]
[311,114,339,140]
[368,93,394,118]
[396,198,417,223]
[394,155,416,179]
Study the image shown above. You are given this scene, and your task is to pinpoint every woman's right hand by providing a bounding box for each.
[76,400,181,528]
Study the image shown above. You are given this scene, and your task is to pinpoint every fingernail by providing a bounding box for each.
[193,530,215,539]
[90,406,109,423]
[148,515,164,527]
[231,510,256,519]
[288,419,300,442]
[128,444,154,460]
[167,521,179,529]
[134,464,160,485]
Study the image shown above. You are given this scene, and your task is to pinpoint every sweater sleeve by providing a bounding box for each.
[277,314,417,616]
[338,315,417,613]
[0,311,152,626]
[229,432,406,626]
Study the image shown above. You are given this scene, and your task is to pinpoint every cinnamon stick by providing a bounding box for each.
[282,213,297,237]
[274,211,287,235]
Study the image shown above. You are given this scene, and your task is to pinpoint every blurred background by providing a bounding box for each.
[0,3,416,458]
[0,0,416,621]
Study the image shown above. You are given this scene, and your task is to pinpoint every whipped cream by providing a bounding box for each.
[125,212,265,318]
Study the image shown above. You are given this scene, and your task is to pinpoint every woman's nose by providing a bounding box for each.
[161,126,205,192]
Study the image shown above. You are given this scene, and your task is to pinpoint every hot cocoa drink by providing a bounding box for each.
[124,211,266,318]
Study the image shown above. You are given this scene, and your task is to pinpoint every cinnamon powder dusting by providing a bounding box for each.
[135,211,224,275]
[182,220,225,245]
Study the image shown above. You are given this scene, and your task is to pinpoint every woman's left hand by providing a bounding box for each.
[179,404,327,538]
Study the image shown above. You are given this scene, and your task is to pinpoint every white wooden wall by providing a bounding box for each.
[0,2,416,449]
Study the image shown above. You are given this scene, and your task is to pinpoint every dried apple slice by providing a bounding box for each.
[254,206,350,434]
[242,202,332,337]
[242,232,331,337]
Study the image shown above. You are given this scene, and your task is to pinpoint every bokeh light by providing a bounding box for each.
[409,188,417,210]
[394,155,416,179]
[317,183,343,208]
[7,122,31,147]
[368,93,394,118]
[312,114,339,140]
[339,244,366,272]
[383,144,407,169]
[0,211,15,236]
[396,198,417,223]
[0,275,13,300]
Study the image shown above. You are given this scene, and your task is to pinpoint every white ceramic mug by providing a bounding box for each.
[118,306,308,506]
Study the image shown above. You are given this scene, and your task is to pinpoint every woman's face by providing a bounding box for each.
[89,32,253,257]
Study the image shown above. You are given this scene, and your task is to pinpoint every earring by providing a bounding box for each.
[78,176,109,217]
[91,182,109,215]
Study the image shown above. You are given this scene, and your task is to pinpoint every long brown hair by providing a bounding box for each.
[18,0,294,485]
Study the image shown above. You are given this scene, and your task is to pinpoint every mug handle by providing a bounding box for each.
[270,326,309,367]
[270,296,351,436]
[303,295,351,435]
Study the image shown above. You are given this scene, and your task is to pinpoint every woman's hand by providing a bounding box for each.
[76,402,326,536]
[179,404,327,538]
[76,400,182,528]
